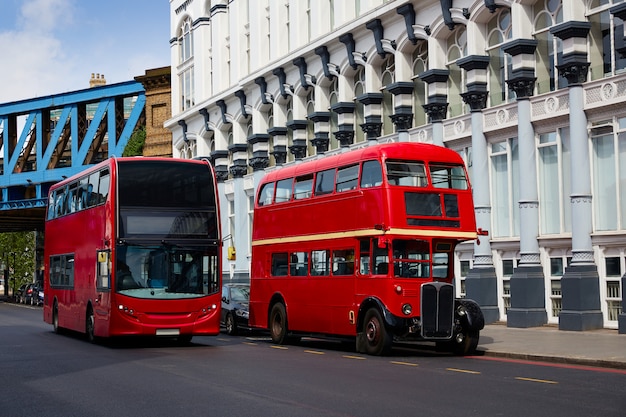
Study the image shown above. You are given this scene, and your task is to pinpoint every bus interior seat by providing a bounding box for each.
[376,262,388,274]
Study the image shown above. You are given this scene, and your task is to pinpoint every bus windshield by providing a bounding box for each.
[116,243,220,300]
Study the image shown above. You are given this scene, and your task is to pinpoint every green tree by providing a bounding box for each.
[123,126,146,157]
[0,231,36,297]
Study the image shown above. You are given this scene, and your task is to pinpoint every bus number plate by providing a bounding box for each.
[156,329,180,336]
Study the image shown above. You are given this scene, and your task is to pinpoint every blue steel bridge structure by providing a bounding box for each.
[0,81,146,232]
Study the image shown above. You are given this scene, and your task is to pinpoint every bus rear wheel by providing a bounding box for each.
[53,302,61,334]
[361,308,392,356]
[86,306,96,343]
[269,303,288,344]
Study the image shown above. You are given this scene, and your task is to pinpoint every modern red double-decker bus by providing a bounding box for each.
[43,157,222,343]
[249,142,484,355]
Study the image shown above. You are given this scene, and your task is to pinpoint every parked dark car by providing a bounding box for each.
[221,283,250,335]
[14,284,27,303]
[21,283,43,306]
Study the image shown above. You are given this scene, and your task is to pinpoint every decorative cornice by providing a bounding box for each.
[216,100,230,124]
[456,55,491,71]
[315,45,339,80]
[550,21,591,40]
[396,3,417,45]
[419,69,449,84]
[293,56,316,90]
[255,77,273,105]
[234,90,248,118]
[502,39,538,57]
[272,67,293,99]
[366,18,396,58]
[339,33,366,70]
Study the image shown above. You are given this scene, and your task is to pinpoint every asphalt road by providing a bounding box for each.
[1,302,624,417]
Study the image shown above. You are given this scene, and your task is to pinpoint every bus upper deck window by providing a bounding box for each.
[315,169,335,196]
[275,179,292,203]
[386,162,427,187]
[361,160,383,188]
[258,182,275,206]
[430,165,468,190]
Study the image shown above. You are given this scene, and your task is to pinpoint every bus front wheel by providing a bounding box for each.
[269,303,288,344]
[361,308,392,356]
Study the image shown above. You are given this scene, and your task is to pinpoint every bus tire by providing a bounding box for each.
[53,302,62,334]
[269,303,288,344]
[86,306,96,343]
[361,308,392,356]
[225,313,237,335]
[452,330,479,356]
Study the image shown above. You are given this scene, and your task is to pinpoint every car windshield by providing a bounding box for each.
[230,286,249,302]
[115,243,220,299]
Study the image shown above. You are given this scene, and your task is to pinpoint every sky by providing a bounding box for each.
[0,0,171,103]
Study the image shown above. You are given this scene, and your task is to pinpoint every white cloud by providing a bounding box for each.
[19,0,74,33]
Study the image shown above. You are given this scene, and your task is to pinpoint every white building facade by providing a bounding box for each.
[166,0,626,331]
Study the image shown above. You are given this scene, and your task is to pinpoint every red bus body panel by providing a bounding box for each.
[43,157,221,339]
[249,142,477,339]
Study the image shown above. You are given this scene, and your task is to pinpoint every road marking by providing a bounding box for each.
[390,361,418,367]
[343,355,366,360]
[242,342,257,346]
[446,368,481,375]
[270,345,288,350]
[216,338,231,342]
[304,350,325,355]
[515,377,558,385]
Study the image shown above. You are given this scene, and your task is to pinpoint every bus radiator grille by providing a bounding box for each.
[420,282,454,339]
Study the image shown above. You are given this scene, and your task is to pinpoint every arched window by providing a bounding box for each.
[588,0,626,80]
[381,55,395,136]
[306,90,315,156]
[487,8,513,106]
[354,67,365,143]
[533,0,564,93]
[178,16,194,111]
[329,78,339,149]
[447,26,467,118]
[412,41,428,128]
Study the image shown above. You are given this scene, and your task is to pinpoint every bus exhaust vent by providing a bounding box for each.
[420,282,454,339]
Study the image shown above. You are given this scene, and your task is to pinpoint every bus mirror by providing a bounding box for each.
[227,246,236,260]
[377,238,389,249]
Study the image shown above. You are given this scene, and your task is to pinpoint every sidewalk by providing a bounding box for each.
[478,323,626,369]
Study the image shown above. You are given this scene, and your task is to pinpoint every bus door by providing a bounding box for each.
[95,250,112,333]
[352,238,389,330]
[325,248,355,335]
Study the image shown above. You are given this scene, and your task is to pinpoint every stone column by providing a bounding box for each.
[611,0,626,336]
[248,134,270,172]
[550,21,603,331]
[357,93,383,143]
[228,142,249,282]
[457,55,499,324]
[267,127,288,165]
[387,81,414,133]
[502,39,548,328]
[308,112,331,154]
[286,120,308,160]
[330,102,355,148]
[419,69,448,146]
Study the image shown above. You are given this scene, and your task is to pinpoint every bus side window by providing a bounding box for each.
[98,170,110,204]
[275,178,292,203]
[310,250,330,276]
[332,249,354,275]
[271,253,289,276]
[294,175,313,200]
[258,182,275,206]
[88,172,100,207]
[315,168,335,196]
[360,160,383,188]
[336,165,359,192]
[290,252,308,276]
[47,191,56,220]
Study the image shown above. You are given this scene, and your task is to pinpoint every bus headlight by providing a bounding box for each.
[402,303,412,315]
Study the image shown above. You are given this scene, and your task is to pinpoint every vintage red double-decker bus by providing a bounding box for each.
[249,142,484,355]
[43,157,222,343]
